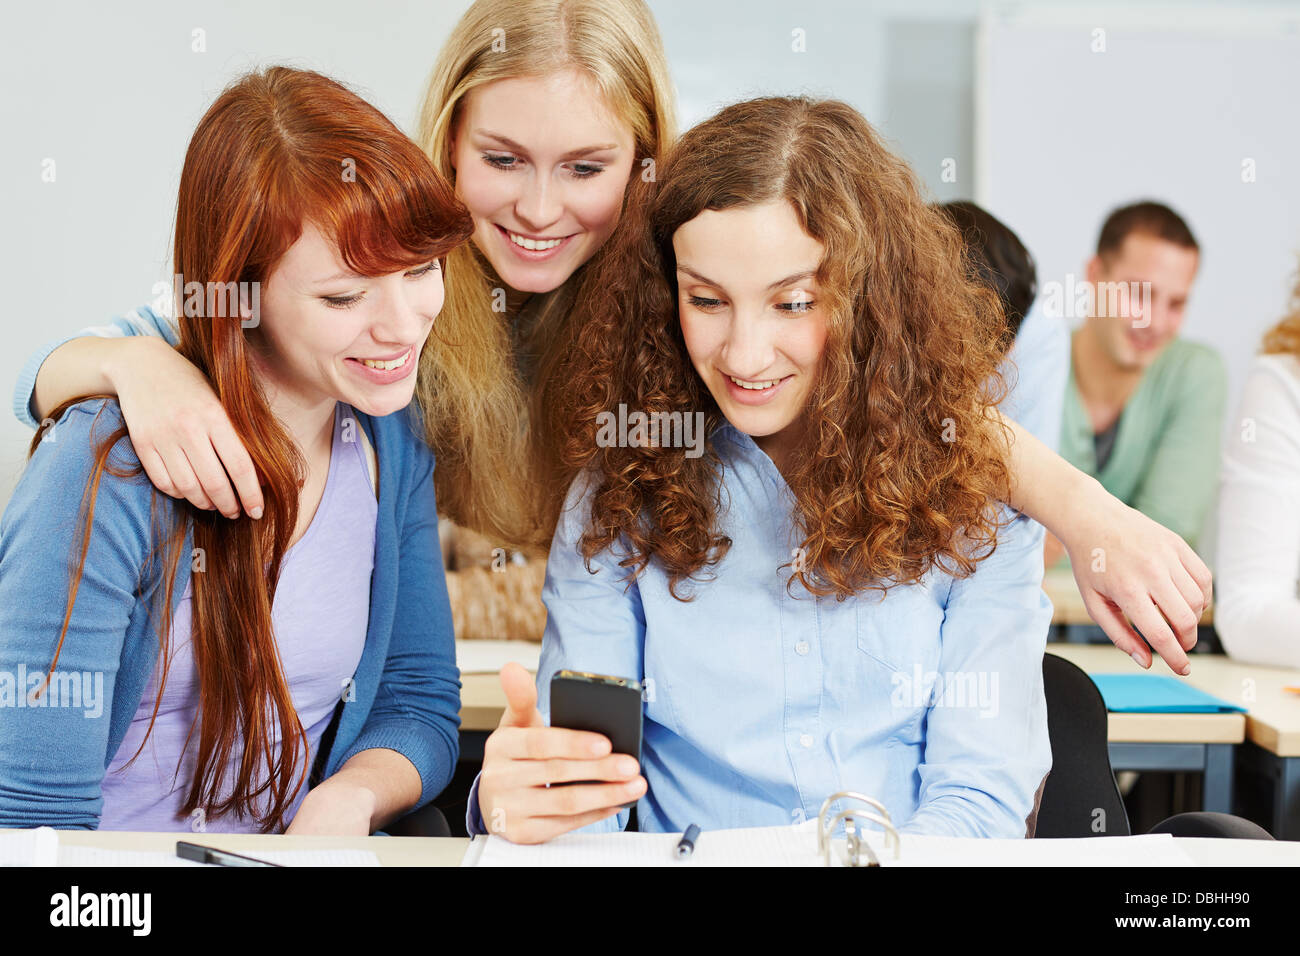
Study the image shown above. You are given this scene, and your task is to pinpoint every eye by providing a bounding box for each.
[405,261,440,278]
[567,162,606,179]
[483,152,520,171]
[777,299,815,313]
[322,293,364,309]
[687,295,724,310]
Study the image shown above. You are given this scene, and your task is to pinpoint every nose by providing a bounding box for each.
[1153,297,1181,337]
[372,272,441,346]
[514,171,563,233]
[720,308,777,379]
[1132,290,1178,336]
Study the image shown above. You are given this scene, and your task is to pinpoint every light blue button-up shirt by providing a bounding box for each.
[494,421,1053,840]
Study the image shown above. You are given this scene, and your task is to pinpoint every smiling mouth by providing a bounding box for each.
[496,224,574,251]
[353,347,414,370]
[727,374,791,390]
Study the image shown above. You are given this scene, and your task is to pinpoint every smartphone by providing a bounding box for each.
[549,670,643,800]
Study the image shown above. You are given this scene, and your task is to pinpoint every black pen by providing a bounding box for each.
[176,841,283,867]
[675,823,701,859]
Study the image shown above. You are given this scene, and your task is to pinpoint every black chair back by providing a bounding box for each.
[1149,811,1274,839]
[1036,653,1131,837]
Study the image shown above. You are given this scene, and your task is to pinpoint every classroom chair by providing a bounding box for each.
[1036,653,1132,837]
[383,803,453,838]
[1148,811,1274,840]
[1037,654,1276,840]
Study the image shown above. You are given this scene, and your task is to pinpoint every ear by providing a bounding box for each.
[1084,255,1103,284]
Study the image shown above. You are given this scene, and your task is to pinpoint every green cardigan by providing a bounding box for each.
[1059,336,1227,557]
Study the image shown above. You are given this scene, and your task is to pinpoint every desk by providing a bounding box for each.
[1049,644,1300,838]
[461,672,513,734]
[457,641,541,760]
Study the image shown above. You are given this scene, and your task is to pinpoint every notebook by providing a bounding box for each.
[1089,674,1245,713]
[461,791,1199,867]
[462,820,1197,867]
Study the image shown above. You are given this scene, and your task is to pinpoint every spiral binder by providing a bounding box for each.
[817,791,900,867]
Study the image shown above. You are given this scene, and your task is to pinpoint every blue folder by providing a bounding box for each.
[1089,674,1246,714]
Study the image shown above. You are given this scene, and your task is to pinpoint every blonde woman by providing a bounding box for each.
[1214,273,1300,667]
[14,0,1209,671]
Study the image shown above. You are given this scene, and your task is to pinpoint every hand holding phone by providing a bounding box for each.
[548,670,644,783]
[475,663,646,845]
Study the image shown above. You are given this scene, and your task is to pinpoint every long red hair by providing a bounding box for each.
[32,66,472,831]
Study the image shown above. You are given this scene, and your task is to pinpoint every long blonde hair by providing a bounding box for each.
[414,0,677,553]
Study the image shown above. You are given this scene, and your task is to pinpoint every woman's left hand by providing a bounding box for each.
[283,778,377,836]
[1061,489,1211,676]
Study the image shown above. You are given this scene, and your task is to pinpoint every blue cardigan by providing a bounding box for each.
[0,397,460,829]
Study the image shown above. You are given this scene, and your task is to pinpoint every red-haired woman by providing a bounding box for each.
[0,67,472,834]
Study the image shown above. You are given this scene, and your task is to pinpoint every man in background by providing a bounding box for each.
[1044,200,1226,568]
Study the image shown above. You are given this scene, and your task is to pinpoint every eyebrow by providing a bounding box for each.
[474,129,621,159]
[676,265,818,293]
[312,270,365,286]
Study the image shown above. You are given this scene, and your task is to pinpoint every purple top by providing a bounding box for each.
[99,402,377,832]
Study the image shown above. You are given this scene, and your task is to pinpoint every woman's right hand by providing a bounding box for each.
[111,336,264,519]
[477,662,647,844]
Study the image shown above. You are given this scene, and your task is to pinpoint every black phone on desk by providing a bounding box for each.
[549,670,643,802]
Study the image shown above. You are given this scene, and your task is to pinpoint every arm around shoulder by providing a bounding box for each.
[18,306,179,428]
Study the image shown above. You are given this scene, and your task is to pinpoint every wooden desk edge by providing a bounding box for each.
[1106,712,1245,744]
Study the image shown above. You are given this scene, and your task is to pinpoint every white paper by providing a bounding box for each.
[474,822,823,867]
[469,821,1203,867]
[0,827,58,866]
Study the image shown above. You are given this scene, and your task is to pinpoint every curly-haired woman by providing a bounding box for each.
[471,97,1062,842]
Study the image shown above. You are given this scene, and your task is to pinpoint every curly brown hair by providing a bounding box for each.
[548,96,1016,602]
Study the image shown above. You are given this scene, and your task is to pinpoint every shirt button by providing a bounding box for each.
[799,734,814,749]
[795,641,810,656]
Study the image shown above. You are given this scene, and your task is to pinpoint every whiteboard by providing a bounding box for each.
[977,2,1300,558]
